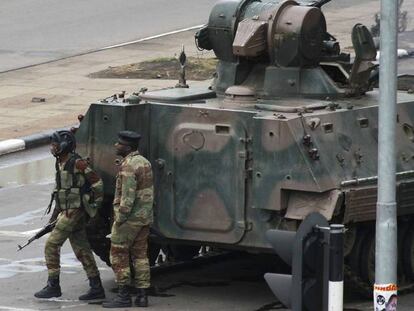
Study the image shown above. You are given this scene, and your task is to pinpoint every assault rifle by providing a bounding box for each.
[17,219,57,251]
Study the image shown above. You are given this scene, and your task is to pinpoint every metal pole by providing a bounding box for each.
[317,226,331,311]
[375,0,398,308]
[328,225,344,311]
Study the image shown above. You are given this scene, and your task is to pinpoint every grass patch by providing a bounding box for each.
[89,57,217,80]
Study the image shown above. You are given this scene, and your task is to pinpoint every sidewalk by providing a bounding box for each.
[0,30,213,140]
[1,0,412,142]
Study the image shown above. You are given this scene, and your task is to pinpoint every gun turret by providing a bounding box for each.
[196,0,376,99]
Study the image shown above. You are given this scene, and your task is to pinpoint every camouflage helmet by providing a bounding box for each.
[50,130,76,155]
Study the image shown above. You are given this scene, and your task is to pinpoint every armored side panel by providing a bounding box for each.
[76,88,414,252]
[76,103,150,196]
[149,104,252,244]
[74,0,414,293]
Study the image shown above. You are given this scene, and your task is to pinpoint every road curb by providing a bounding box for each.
[0,25,203,75]
[0,127,72,156]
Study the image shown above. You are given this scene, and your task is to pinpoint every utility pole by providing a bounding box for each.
[375,0,398,309]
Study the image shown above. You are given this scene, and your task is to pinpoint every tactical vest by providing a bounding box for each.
[55,154,91,210]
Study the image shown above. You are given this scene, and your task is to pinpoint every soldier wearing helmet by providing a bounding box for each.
[34,130,105,301]
[103,130,153,308]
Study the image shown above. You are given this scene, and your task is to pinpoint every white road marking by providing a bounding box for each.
[0,24,205,74]
[0,253,110,279]
[0,229,40,237]
[0,306,39,311]
[0,208,44,227]
[99,24,204,50]
[0,302,90,310]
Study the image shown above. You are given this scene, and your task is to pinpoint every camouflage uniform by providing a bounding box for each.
[45,154,104,279]
[110,151,154,288]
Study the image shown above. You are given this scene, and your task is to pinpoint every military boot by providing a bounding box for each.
[34,276,62,298]
[102,285,132,308]
[78,275,105,300]
[135,288,148,307]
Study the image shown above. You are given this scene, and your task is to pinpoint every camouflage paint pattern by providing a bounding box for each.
[110,224,150,288]
[45,153,103,277]
[108,151,153,287]
[74,0,414,258]
[80,159,104,217]
[55,155,104,217]
[113,151,153,225]
[45,209,99,278]
[76,104,151,197]
[76,91,414,251]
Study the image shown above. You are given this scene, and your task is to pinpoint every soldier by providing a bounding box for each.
[103,130,153,308]
[34,130,105,300]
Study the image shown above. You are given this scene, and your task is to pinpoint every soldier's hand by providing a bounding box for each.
[115,214,127,225]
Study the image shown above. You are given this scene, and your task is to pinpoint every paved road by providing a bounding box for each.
[0,0,217,72]
[1,0,411,73]
[1,148,414,310]
[0,147,277,311]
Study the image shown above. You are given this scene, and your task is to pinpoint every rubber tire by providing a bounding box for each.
[359,230,375,285]
[148,241,161,266]
[398,222,410,282]
[347,227,366,278]
[403,228,414,280]
[89,236,111,266]
[86,215,111,266]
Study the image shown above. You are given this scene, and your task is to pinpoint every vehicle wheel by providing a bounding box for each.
[398,222,410,283]
[86,215,111,266]
[168,245,200,261]
[89,236,111,266]
[360,230,375,285]
[403,228,414,280]
[344,225,357,257]
[346,227,366,278]
[148,241,161,266]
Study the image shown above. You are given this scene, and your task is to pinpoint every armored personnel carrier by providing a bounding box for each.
[76,0,414,292]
